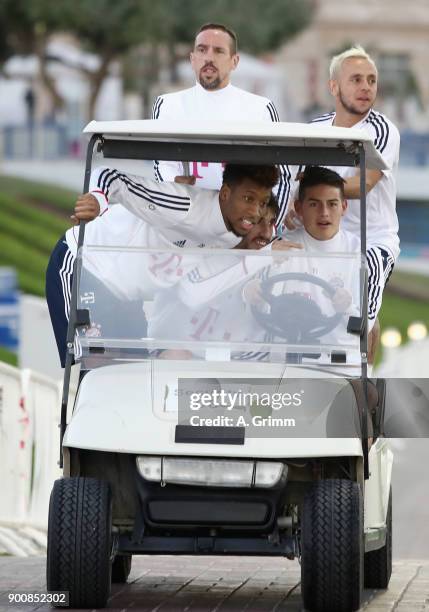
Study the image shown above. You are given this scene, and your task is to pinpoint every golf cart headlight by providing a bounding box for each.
[136,457,286,488]
[137,456,162,481]
[255,462,285,487]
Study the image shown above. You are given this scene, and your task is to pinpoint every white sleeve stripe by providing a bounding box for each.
[266,102,280,122]
[154,161,163,182]
[376,114,390,153]
[366,111,390,153]
[98,167,118,194]
[98,169,191,211]
[152,97,164,181]
[234,352,269,361]
[366,112,384,152]
[151,96,164,119]
[124,184,190,211]
[366,248,382,318]
[59,248,74,321]
[311,112,335,123]
[99,167,190,205]
[125,174,190,202]
[383,255,395,281]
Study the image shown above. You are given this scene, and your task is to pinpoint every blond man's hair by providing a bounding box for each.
[329,45,377,80]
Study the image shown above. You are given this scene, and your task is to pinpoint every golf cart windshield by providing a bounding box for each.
[66,119,388,380]
[75,244,364,374]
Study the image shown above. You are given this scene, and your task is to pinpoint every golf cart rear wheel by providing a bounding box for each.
[46,477,112,608]
[112,554,132,583]
[301,479,363,612]
[364,488,392,588]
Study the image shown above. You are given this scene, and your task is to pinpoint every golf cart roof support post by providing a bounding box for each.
[359,143,370,480]
[59,133,100,469]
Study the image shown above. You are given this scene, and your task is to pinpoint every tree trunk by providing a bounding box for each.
[87,51,115,121]
[34,31,65,115]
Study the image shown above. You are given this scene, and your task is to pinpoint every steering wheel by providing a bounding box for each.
[251,272,343,343]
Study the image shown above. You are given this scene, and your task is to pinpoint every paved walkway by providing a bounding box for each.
[0,556,428,611]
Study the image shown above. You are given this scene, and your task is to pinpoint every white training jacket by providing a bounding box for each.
[65,166,242,301]
[90,166,241,248]
[151,82,291,227]
[310,109,400,260]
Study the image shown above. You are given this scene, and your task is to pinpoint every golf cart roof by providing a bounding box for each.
[83,119,387,170]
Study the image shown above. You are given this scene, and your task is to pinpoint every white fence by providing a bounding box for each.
[0,362,75,555]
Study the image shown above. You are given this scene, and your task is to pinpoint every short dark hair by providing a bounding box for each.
[298,166,346,201]
[222,164,279,190]
[195,23,238,55]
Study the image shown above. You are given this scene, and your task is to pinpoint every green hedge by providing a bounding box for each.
[0,208,64,253]
[0,193,70,235]
[0,175,77,212]
[0,176,74,296]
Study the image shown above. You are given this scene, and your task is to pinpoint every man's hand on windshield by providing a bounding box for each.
[174,175,196,185]
[242,279,265,306]
[71,193,100,224]
[284,209,303,231]
[271,238,303,251]
[331,287,352,313]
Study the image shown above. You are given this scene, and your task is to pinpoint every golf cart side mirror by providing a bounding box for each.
[347,316,364,336]
[75,308,91,328]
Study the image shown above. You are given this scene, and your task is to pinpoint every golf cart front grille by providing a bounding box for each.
[147,499,269,525]
[135,476,284,532]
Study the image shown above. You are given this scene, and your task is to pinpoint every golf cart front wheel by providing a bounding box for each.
[364,488,392,588]
[46,477,112,608]
[301,479,363,612]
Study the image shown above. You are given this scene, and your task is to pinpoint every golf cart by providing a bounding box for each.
[47,121,393,612]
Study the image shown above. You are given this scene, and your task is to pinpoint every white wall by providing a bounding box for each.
[19,295,63,381]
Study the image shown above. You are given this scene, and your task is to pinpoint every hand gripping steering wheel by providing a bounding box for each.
[250,272,343,343]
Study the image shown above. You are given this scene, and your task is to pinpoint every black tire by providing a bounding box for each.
[47,477,112,608]
[111,554,132,583]
[364,488,392,589]
[301,479,363,612]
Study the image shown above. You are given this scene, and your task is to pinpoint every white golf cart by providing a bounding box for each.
[47,121,393,612]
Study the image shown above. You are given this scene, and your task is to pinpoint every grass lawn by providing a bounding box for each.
[0,175,73,296]
[380,290,429,342]
[0,346,18,367]
[0,175,77,212]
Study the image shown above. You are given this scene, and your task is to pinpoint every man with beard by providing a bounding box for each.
[152,23,290,226]
[286,46,400,364]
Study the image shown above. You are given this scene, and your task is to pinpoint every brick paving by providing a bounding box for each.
[0,556,429,611]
